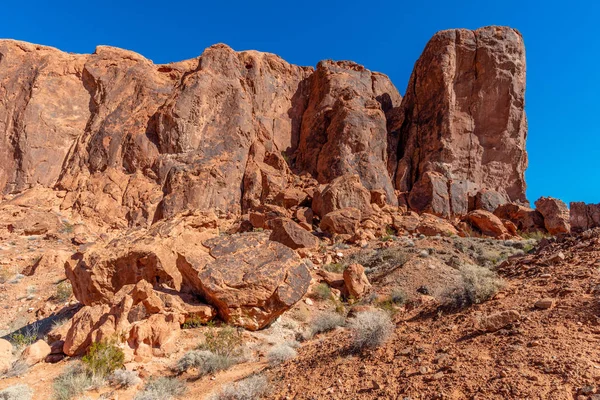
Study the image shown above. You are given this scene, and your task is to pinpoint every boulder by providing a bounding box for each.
[320,207,362,235]
[394,27,528,215]
[416,214,458,237]
[570,202,600,232]
[269,218,319,249]
[312,175,372,218]
[535,197,570,234]
[343,264,371,299]
[494,204,545,233]
[20,340,51,365]
[295,207,314,231]
[465,210,511,239]
[477,310,521,333]
[473,189,509,213]
[274,188,308,209]
[0,338,12,374]
[198,233,311,330]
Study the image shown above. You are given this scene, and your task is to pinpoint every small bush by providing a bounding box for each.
[182,315,205,329]
[108,369,141,388]
[310,283,332,301]
[444,264,504,307]
[349,310,394,350]
[55,281,73,303]
[323,263,344,273]
[9,323,39,348]
[197,325,242,358]
[3,361,28,378]
[175,350,238,375]
[208,375,268,400]
[82,340,125,378]
[134,377,187,400]
[390,287,407,305]
[52,364,94,400]
[0,384,33,400]
[267,344,297,366]
[309,311,345,336]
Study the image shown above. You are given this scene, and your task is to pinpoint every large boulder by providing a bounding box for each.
[535,197,570,234]
[320,207,362,235]
[465,210,511,239]
[0,338,12,374]
[198,233,311,330]
[268,217,319,249]
[20,340,51,366]
[416,213,458,237]
[343,264,371,299]
[394,27,527,216]
[570,202,600,232]
[494,203,545,233]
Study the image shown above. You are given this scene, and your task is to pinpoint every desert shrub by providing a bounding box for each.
[82,340,125,378]
[175,350,238,375]
[108,369,141,388]
[0,266,12,284]
[52,364,95,400]
[520,230,550,240]
[345,247,411,279]
[0,384,33,400]
[3,361,28,378]
[55,281,72,303]
[443,263,504,307]
[390,287,407,305]
[208,375,268,400]
[134,377,187,400]
[310,283,332,301]
[197,325,242,357]
[9,323,39,348]
[267,344,297,366]
[323,263,344,273]
[309,311,345,336]
[348,310,394,350]
[181,315,205,329]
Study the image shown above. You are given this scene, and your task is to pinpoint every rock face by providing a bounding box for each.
[570,202,600,232]
[534,197,570,234]
[0,26,529,225]
[392,26,528,217]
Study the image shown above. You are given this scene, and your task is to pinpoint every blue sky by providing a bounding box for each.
[2,0,598,205]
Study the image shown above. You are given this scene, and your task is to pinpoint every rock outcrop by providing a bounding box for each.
[0,26,529,226]
[570,202,600,232]
[534,197,570,234]
[392,26,528,217]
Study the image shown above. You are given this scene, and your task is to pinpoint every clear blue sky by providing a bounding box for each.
[1,0,598,205]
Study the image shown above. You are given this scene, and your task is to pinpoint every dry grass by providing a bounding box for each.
[134,377,186,400]
[208,375,268,400]
[267,344,297,366]
[348,310,394,350]
[0,384,33,400]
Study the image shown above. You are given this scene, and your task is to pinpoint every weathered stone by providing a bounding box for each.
[494,204,545,233]
[465,210,511,239]
[312,175,372,218]
[320,207,362,235]
[20,340,51,366]
[416,214,458,237]
[199,233,311,330]
[570,202,600,232]
[535,197,570,234]
[534,298,554,310]
[0,338,12,374]
[477,310,521,332]
[343,263,371,298]
[269,218,319,249]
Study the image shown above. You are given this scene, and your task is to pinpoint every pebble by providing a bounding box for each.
[304,298,313,306]
[534,298,555,310]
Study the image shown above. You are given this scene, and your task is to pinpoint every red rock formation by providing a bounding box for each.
[0,26,529,225]
[570,202,600,232]
[534,197,570,234]
[393,26,528,217]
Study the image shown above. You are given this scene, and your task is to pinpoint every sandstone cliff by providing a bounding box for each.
[0,26,528,228]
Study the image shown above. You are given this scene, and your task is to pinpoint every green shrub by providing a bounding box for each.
[310,283,332,301]
[323,263,344,273]
[196,325,242,358]
[82,340,125,378]
[9,323,38,348]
